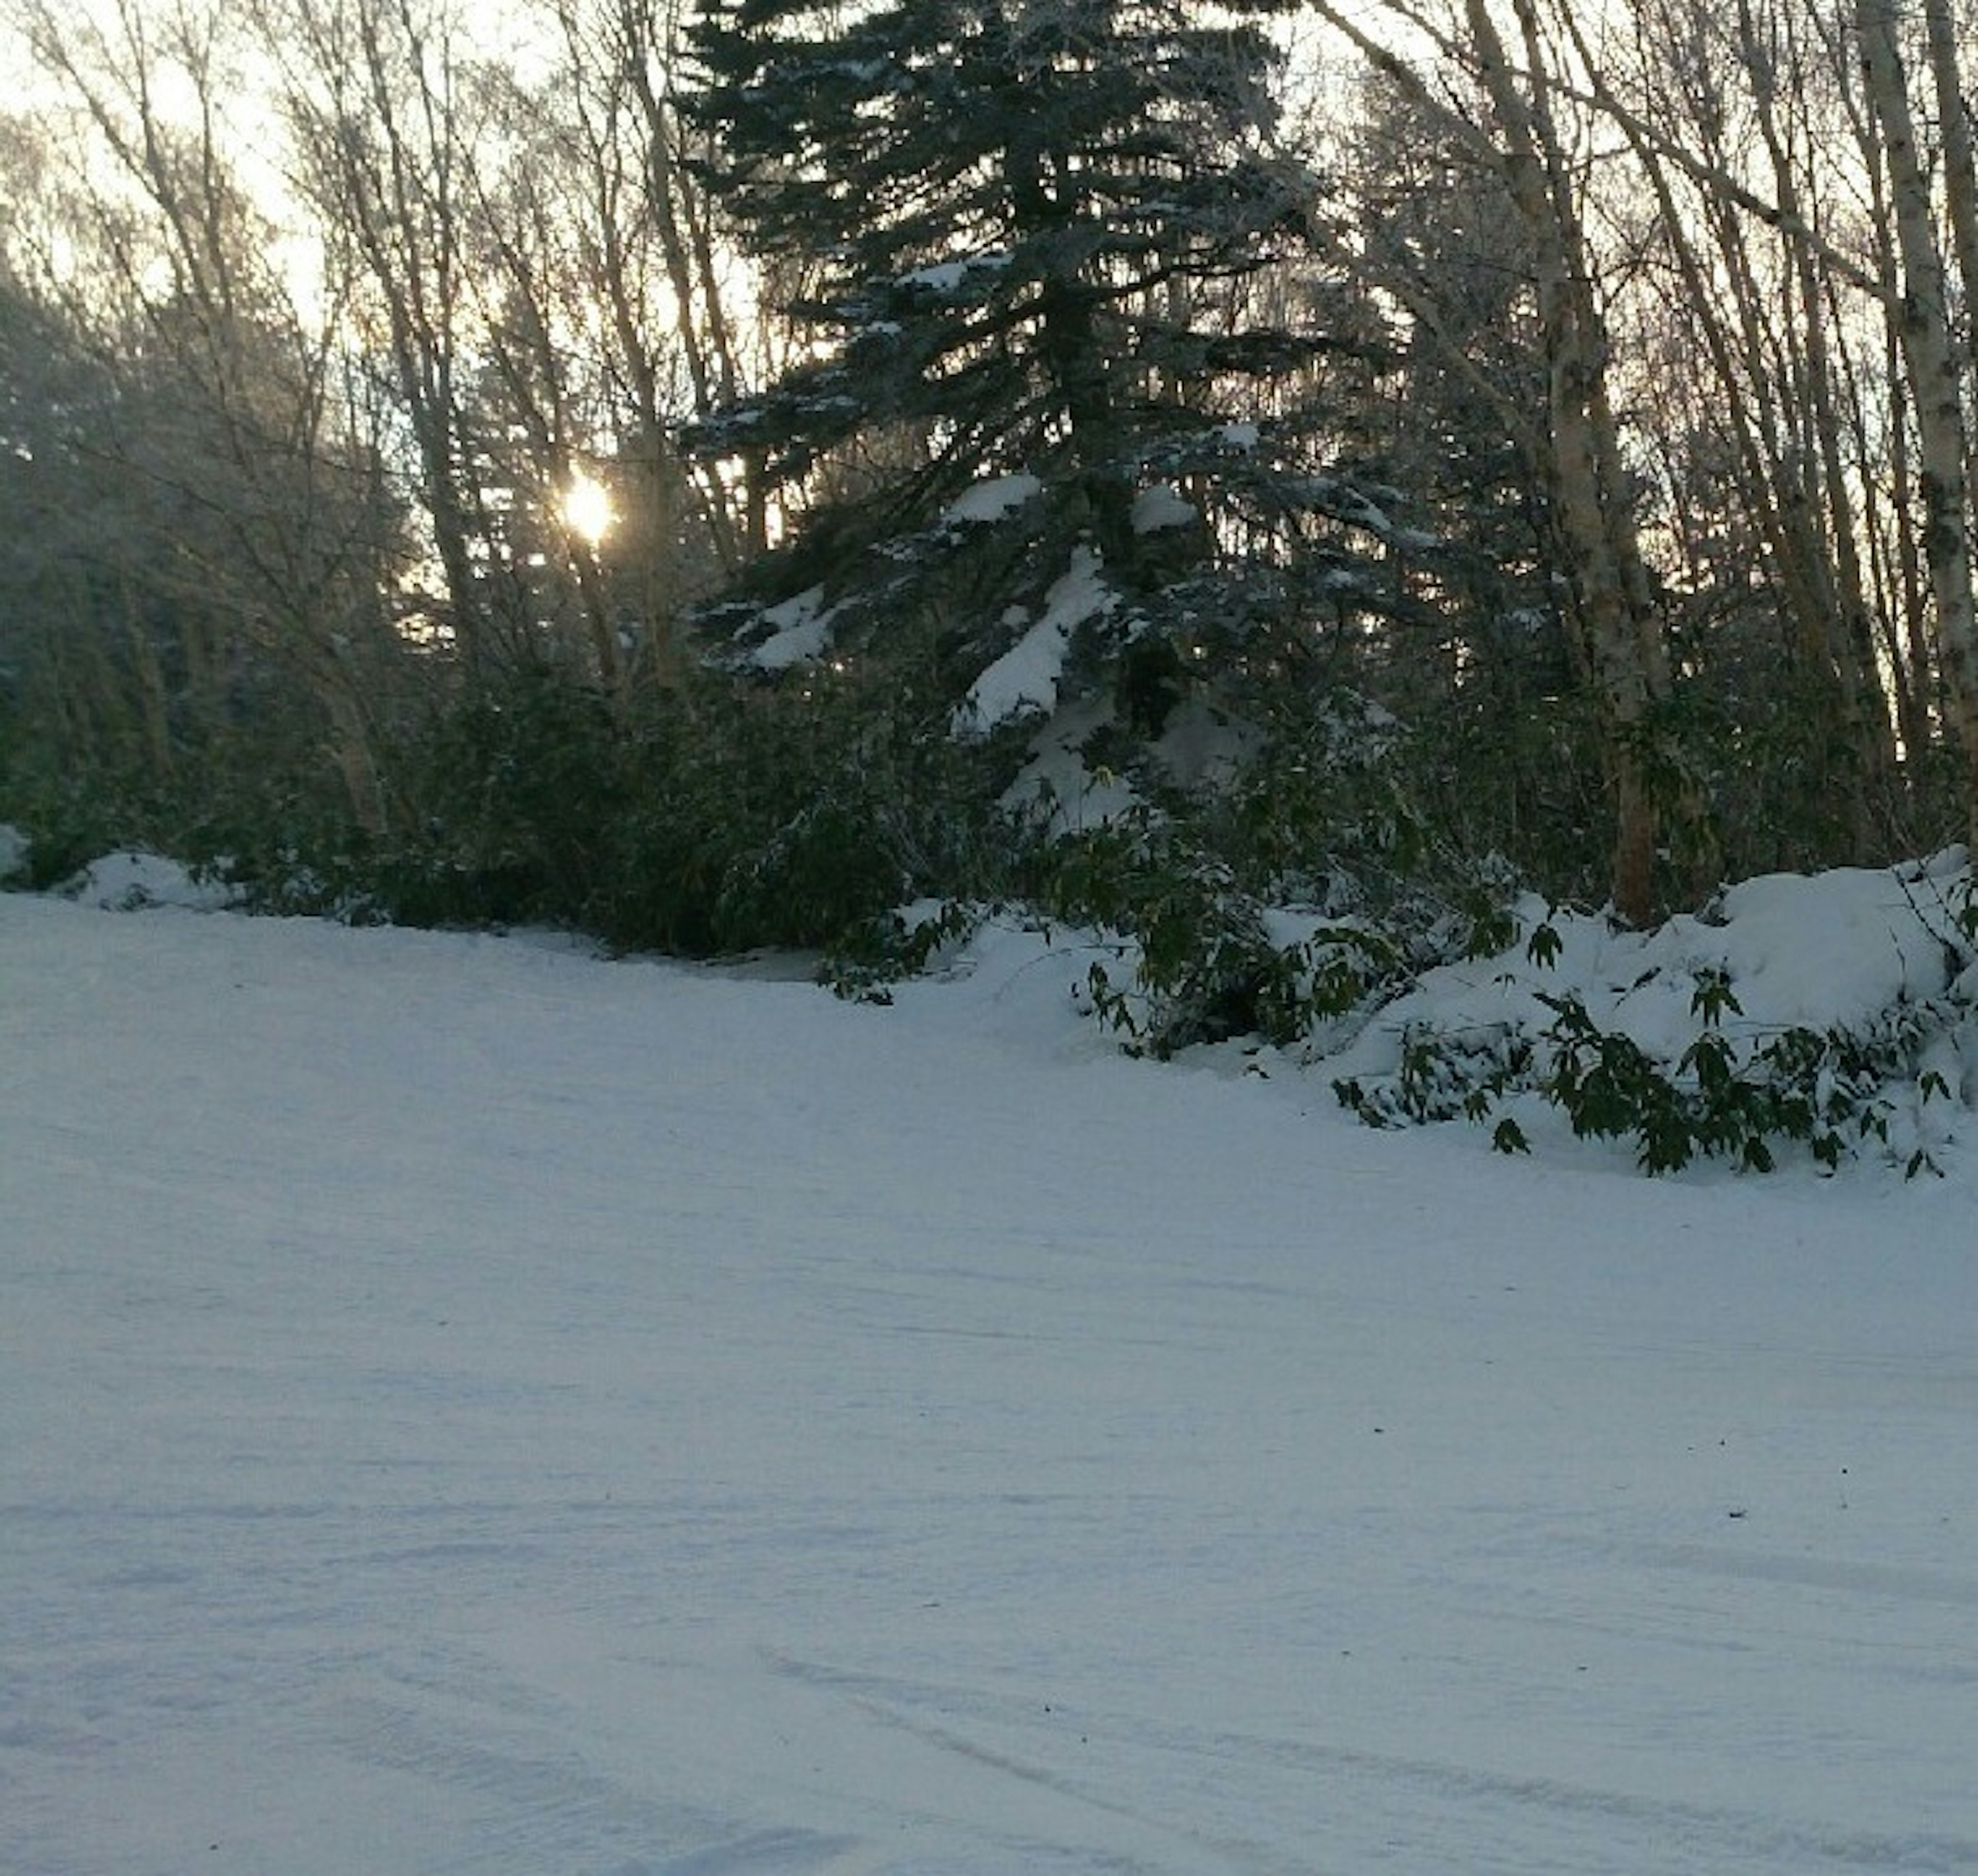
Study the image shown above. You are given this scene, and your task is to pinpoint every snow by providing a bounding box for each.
[1130,483,1197,535]
[745,585,836,671]
[57,848,241,912]
[1307,475,1441,552]
[1147,695,1259,791]
[6,875,1978,1875]
[953,544,1116,736]
[1002,697,1145,834]
[944,471,1043,525]
[1334,861,1978,1096]
[897,251,1011,296]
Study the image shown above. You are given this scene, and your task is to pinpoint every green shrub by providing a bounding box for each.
[1033,691,1520,1058]
[1336,963,1968,1176]
[280,660,1026,957]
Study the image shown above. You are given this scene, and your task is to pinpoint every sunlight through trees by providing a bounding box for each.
[6,0,1978,961]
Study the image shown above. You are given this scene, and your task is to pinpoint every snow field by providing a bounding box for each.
[4,890,1976,1873]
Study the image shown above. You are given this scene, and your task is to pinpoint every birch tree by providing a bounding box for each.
[1570,0,1901,858]
[1855,0,1978,834]
[1311,0,1674,922]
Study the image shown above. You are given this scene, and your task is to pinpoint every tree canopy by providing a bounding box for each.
[682,0,1429,760]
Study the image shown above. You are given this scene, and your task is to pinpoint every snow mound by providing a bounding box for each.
[59,850,242,913]
[0,824,28,883]
[1339,864,1973,1077]
[1324,859,1978,1169]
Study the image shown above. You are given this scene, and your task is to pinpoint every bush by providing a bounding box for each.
[1335,959,1970,1176]
[1032,693,1519,1058]
[223,660,1025,957]
[1041,813,1318,1055]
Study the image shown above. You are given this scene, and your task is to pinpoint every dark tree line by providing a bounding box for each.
[5,0,1978,978]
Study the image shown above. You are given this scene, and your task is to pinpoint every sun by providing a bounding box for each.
[560,469,615,548]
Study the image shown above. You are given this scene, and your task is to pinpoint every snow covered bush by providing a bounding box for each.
[1034,692,1519,1058]
[0,823,30,885]
[1042,812,1319,1055]
[1333,863,1978,1173]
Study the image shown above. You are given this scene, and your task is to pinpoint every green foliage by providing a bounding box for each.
[1196,691,1431,903]
[824,897,984,1003]
[1032,695,1517,1059]
[227,661,1027,959]
[2,632,1021,961]
[1337,968,1967,1177]
[1492,1116,1531,1155]
[0,675,357,900]
[1935,869,1978,950]
[0,766,134,889]
[1042,812,1322,1056]
[1334,1021,1533,1130]
[362,665,626,928]
[1536,990,1789,1173]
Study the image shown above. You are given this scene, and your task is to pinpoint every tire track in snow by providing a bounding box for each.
[321,1682,783,1875]
[1614,1539,1978,1608]
[770,1651,1269,1873]
[767,1653,1978,1875]
[340,1636,1247,1876]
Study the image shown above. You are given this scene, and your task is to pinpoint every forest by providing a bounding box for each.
[6,0,1978,1135]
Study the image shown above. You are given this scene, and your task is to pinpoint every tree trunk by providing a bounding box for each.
[1857,0,1978,838]
[1467,0,1670,924]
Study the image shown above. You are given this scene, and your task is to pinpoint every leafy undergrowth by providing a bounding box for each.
[1327,858,1978,1175]
[827,844,1978,1175]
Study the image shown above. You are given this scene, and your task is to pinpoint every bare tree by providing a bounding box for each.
[262,0,534,675]
[467,4,741,693]
[1312,0,1675,921]
[5,0,410,830]
[1573,0,1901,856]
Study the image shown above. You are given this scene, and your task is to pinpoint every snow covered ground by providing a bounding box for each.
[5,875,1977,1874]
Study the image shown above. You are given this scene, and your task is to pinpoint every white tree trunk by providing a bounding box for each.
[1857,0,1978,834]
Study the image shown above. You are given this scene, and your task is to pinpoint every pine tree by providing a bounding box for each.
[682,0,1409,755]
